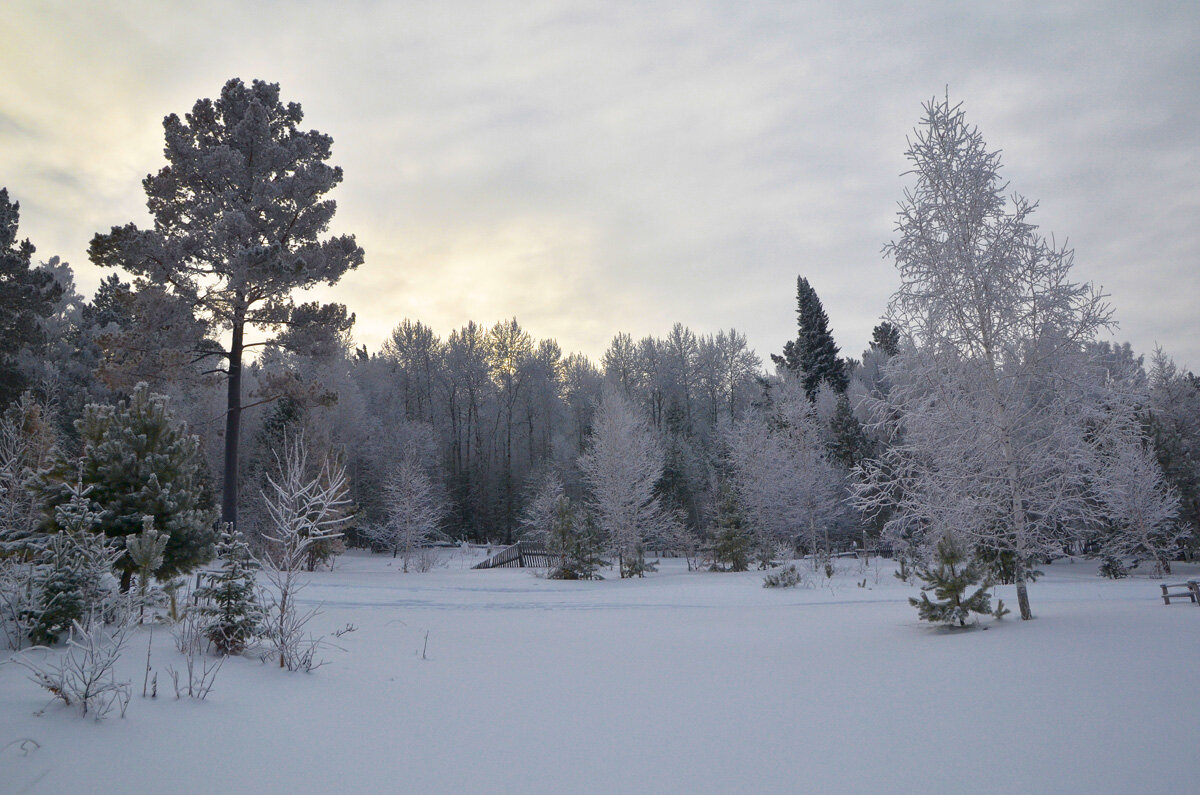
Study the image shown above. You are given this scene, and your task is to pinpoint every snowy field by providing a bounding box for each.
[2,549,1198,794]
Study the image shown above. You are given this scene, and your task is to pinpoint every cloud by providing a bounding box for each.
[2,1,1197,369]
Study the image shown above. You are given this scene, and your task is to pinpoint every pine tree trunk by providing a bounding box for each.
[221,315,245,531]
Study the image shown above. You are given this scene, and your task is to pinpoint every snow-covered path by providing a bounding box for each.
[3,552,1197,794]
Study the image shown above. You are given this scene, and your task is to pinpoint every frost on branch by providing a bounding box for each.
[13,616,133,720]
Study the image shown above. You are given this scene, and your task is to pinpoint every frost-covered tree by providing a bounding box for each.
[858,96,1115,620]
[730,384,843,568]
[580,388,678,577]
[260,432,351,573]
[89,78,364,532]
[258,432,351,668]
[1092,406,1182,576]
[0,188,62,406]
[0,393,58,556]
[518,473,564,546]
[371,456,447,571]
[1147,349,1200,555]
[41,384,216,591]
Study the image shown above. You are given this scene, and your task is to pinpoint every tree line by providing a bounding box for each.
[2,80,1198,631]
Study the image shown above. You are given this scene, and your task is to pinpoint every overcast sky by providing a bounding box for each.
[2,1,1197,369]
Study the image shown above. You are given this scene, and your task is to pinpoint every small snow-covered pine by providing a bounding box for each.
[197,525,263,656]
[909,535,993,628]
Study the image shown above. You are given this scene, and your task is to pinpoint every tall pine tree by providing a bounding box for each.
[90,79,364,532]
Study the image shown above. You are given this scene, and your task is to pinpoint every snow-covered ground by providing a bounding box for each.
[3,550,1198,794]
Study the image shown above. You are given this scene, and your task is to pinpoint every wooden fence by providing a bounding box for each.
[473,541,558,570]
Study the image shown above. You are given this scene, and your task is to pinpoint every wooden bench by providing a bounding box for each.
[1160,581,1200,605]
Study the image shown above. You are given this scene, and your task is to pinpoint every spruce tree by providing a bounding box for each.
[710,483,750,572]
[869,322,900,356]
[547,497,605,580]
[909,535,993,628]
[829,394,873,470]
[197,525,263,655]
[772,276,848,399]
[27,475,115,645]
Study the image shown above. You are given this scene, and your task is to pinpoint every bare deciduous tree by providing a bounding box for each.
[258,432,351,669]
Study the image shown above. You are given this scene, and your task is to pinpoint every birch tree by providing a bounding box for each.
[1089,382,1183,575]
[580,388,678,577]
[858,95,1115,620]
[730,382,842,568]
[371,456,447,571]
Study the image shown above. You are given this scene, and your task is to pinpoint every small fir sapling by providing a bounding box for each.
[763,564,802,588]
[24,475,117,646]
[26,535,88,646]
[125,516,169,621]
[161,578,185,622]
[974,545,1042,586]
[909,535,993,628]
[196,525,263,655]
[547,497,605,580]
[710,484,750,572]
[992,598,1011,620]
[1098,556,1129,579]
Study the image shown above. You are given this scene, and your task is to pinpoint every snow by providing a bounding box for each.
[3,550,1198,793]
